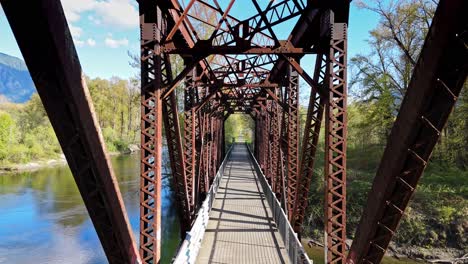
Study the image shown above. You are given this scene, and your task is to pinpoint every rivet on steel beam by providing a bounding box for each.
[385,201,404,215]
[377,221,395,235]
[369,241,386,253]
[396,176,415,192]
[436,78,457,101]
[420,116,441,135]
[408,149,427,166]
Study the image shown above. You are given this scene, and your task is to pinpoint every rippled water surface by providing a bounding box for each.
[0,153,180,264]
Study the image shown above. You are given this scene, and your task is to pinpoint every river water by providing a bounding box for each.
[0,153,181,264]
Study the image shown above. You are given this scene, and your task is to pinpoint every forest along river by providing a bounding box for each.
[0,151,181,264]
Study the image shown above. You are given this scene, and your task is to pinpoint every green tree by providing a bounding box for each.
[0,111,16,160]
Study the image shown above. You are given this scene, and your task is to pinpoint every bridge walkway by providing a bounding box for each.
[196,144,290,264]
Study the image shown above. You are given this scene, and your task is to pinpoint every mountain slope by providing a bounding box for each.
[0,52,35,103]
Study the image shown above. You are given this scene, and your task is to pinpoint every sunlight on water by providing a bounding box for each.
[0,152,180,264]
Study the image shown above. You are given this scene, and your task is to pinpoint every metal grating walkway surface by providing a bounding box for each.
[196,144,290,264]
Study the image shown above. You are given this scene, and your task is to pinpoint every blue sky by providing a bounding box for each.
[0,1,379,80]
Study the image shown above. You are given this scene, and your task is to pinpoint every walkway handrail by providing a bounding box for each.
[173,144,234,264]
[247,144,313,264]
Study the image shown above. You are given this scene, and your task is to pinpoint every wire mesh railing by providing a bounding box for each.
[247,144,313,264]
[172,145,233,264]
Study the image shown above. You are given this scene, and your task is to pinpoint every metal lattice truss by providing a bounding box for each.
[136,1,352,263]
[2,0,466,264]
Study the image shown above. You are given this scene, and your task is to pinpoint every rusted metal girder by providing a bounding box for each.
[178,0,304,48]
[198,111,210,197]
[325,19,348,264]
[1,1,140,263]
[293,53,327,234]
[285,66,301,221]
[262,108,271,181]
[269,2,349,85]
[160,53,192,236]
[184,67,199,217]
[139,1,165,262]
[265,100,273,184]
[270,94,282,194]
[348,0,468,263]
[162,45,312,55]
[277,83,289,211]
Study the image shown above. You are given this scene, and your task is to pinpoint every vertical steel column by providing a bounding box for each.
[278,86,289,209]
[139,1,165,262]
[293,54,327,234]
[198,112,209,195]
[207,115,214,183]
[264,109,271,180]
[184,68,197,217]
[286,66,300,220]
[259,112,266,172]
[324,21,348,264]
[222,120,226,159]
[254,118,259,158]
[211,115,216,179]
[264,100,274,186]
[270,92,281,194]
[161,54,191,235]
[217,118,223,167]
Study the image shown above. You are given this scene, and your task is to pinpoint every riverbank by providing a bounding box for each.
[0,148,137,174]
[302,239,467,263]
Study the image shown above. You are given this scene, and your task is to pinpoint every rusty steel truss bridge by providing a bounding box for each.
[1,0,467,263]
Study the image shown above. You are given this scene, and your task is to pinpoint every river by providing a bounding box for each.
[0,153,180,264]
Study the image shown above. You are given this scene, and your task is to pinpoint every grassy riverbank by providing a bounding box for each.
[301,144,467,260]
[302,241,421,264]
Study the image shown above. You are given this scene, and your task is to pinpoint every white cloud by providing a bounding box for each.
[69,25,83,38]
[94,0,138,29]
[75,40,85,47]
[105,37,129,48]
[87,38,97,47]
[61,0,96,22]
[61,0,138,29]
[88,15,101,25]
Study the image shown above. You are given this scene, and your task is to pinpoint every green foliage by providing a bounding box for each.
[437,206,457,225]
[0,111,16,160]
[0,77,140,165]
[224,114,254,145]
[301,0,467,250]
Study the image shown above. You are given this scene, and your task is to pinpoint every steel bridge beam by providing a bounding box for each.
[1,0,140,263]
[184,68,199,218]
[161,54,192,235]
[139,1,165,263]
[348,0,467,263]
[325,19,348,264]
[162,45,313,55]
[293,53,326,234]
[285,67,301,220]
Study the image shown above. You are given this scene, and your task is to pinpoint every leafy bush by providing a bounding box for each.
[6,145,30,164]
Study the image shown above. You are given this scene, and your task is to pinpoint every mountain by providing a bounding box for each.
[0,52,36,103]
